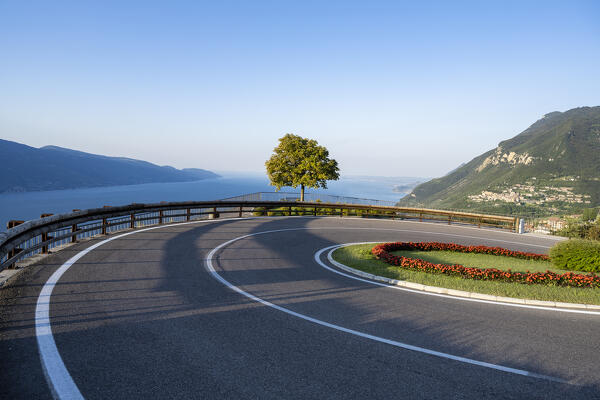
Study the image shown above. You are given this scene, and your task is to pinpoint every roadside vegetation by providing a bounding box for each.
[555,207,600,240]
[252,205,396,218]
[550,239,600,272]
[332,243,600,305]
[265,134,339,201]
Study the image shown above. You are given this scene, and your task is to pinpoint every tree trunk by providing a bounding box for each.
[300,185,305,202]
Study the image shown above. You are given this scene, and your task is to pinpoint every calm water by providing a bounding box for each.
[0,174,416,231]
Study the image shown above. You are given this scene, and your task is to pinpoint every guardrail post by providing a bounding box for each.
[448,215,451,225]
[419,213,423,222]
[71,224,78,242]
[7,220,24,229]
[288,206,292,216]
[314,207,317,216]
[71,209,81,242]
[159,210,164,224]
[478,218,482,228]
[6,220,25,269]
[101,207,111,234]
[187,208,191,221]
[41,232,50,253]
[130,213,135,229]
[239,206,243,218]
[7,248,23,269]
[340,208,344,217]
[40,214,54,253]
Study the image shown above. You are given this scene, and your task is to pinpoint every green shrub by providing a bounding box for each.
[254,205,314,216]
[549,239,600,272]
[556,220,600,240]
[267,207,285,216]
[582,207,599,222]
[253,207,266,216]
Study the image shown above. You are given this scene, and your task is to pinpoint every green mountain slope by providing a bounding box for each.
[399,106,600,216]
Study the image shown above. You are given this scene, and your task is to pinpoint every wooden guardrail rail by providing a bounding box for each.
[0,200,518,271]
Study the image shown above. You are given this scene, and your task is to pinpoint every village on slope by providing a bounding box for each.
[400,106,600,240]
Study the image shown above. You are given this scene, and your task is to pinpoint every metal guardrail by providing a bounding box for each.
[0,200,518,272]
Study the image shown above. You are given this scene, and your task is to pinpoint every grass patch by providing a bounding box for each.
[390,250,561,273]
[332,244,600,305]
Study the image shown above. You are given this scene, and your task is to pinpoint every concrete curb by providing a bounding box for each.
[327,245,600,311]
[0,268,23,288]
[0,252,57,288]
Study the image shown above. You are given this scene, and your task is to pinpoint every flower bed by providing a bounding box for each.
[372,242,600,288]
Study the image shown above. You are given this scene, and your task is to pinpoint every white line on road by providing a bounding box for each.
[35,219,224,400]
[205,228,566,383]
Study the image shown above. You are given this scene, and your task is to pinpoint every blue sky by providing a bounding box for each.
[1,1,598,177]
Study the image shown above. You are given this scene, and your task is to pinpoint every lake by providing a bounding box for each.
[0,174,421,231]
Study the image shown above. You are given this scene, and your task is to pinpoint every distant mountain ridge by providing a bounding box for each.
[399,106,600,216]
[0,139,219,193]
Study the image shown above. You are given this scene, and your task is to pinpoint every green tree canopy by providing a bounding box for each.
[265,134,340,201]
[582,207,599,222]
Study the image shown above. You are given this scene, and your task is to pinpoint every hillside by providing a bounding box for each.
[399,106,600,216]
[0,140,219,193]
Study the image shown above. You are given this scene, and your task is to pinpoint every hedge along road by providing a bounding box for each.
[1,216,599,399]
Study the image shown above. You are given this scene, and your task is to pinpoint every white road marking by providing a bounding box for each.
[34,217,565,399]
[35,219,227,400]
[205,228,566,383]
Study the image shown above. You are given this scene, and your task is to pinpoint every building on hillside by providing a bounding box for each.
[533,216,568,234]
[546,217,567,230]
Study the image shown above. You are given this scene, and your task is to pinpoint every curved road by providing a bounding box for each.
[1,216,599,399]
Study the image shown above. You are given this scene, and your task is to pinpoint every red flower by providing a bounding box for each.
[371,242,599,289]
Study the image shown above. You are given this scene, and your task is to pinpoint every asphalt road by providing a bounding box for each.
[1,216,599,399]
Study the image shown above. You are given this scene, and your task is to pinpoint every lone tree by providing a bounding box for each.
[265,134,340,202]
